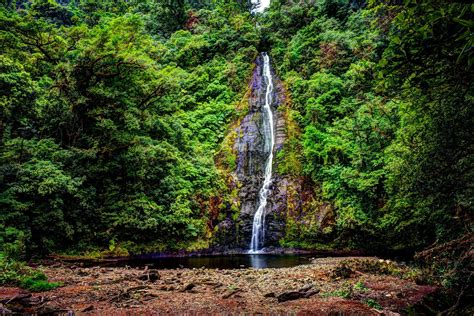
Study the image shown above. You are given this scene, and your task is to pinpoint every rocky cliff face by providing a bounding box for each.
[233,54,285,249]
[212,56,333,251]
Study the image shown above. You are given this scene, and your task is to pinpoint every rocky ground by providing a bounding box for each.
[0,257,437,315]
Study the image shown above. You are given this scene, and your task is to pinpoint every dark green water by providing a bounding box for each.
[126,254,313,270]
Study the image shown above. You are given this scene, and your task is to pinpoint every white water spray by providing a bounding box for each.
[251,0,271,14]
[249,53,275,253]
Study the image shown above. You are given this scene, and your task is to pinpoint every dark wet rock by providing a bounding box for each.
[138,269,160,282]
[277,287,319,302]
[82,305,94,312]
[277,291,304,302]
[181,283,196,292]
[212,54,334,250]
[224,55,287,249]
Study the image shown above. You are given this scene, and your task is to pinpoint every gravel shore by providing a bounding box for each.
[0,257,437,315]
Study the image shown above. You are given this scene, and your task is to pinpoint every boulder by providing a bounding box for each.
[138,269,160,282]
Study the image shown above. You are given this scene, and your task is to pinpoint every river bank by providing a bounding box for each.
[0,257,437,314]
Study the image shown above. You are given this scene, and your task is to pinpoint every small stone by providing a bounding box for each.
[81,305,94,312]
[181,283,196,292]
[277,291,304,302]
[138,269,160,282]
[77,268,90,276]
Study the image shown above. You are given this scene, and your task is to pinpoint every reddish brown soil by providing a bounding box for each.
[0,257,436,315]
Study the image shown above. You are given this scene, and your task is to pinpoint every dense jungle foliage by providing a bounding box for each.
[1,0,259,256]
[263,0,473,253]
[260,0,472,308]
[0,0,472,302]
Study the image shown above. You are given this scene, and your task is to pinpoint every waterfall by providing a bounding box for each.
[251,0,271,14]
[249,53,275,253]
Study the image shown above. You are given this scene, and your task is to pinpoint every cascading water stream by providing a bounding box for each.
[249,52,275,253]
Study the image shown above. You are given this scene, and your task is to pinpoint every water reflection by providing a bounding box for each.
[126,254,312,270]
[249,254,267,269]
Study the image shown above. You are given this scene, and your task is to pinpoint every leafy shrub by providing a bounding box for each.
[20,275,61,292]
[0,256,61,292]
[365,299,382,310]
[354,281,368,292]
[333,259,421,281]
[321,287,352,299]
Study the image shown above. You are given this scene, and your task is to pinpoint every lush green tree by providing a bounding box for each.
[262,0,472,253]
[377,0,473,247]
[0,0,258,255]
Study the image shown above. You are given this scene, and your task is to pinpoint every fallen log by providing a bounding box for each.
[0,293,32,305]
